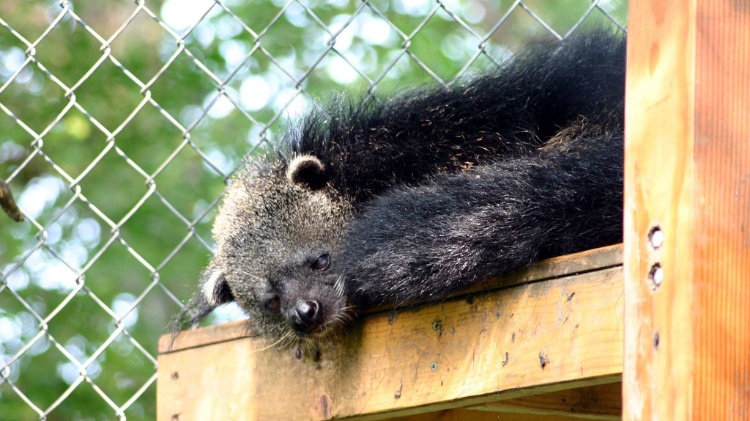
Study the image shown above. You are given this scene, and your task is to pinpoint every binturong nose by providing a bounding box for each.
[289,299,322,334]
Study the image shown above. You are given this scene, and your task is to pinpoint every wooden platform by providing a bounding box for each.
[158,245,624,420]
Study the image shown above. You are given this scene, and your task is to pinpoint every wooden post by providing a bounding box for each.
[624,0,750,419]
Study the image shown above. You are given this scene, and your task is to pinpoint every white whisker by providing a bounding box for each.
[334,274,345,297]
[250,330,293,354]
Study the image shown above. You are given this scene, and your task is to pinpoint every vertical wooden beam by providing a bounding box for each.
[624,0,750,419]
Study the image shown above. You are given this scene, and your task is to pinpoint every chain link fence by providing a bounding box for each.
[0,0,626,419]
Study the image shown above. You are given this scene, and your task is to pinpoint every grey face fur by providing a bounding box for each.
[201,155,355,346]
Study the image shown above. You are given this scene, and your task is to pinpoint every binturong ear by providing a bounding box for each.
[286,155,328,190]
[201,266,234,306]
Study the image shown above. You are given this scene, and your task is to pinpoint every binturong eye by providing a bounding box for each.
[311,254,330,271]
[264,296,280,312]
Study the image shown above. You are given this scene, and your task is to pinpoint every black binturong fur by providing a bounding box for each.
[173,30,626,351]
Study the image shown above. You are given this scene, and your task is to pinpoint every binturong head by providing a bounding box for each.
[177,154,356,350]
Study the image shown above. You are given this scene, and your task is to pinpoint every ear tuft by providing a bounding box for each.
[286,155,327,190]
[201,268,234,306]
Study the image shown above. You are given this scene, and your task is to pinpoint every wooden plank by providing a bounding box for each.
[384,408,608,421]
[470,382,621,420]
[160,244,622,353]
[622,2,696,417]
[158,263,623,420]
[624,0,750,419]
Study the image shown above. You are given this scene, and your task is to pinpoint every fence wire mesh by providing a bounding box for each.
[0,0,626,419]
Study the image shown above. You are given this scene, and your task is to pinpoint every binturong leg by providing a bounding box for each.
[338,135,623,309]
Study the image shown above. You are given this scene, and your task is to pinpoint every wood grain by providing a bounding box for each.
[692,2,750,418]
[158,250,624,420]
[624,0,750,419]
[471,382,621,420]
[386,408,610,421]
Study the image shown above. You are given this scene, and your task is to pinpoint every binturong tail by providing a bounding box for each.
[340,134,624,308]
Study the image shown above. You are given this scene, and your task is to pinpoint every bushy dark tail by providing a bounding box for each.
[341,134,623,308]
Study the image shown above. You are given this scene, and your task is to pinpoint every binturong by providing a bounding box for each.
[172,29,626,353]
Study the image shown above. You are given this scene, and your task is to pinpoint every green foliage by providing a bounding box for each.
[0,0,626,419]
